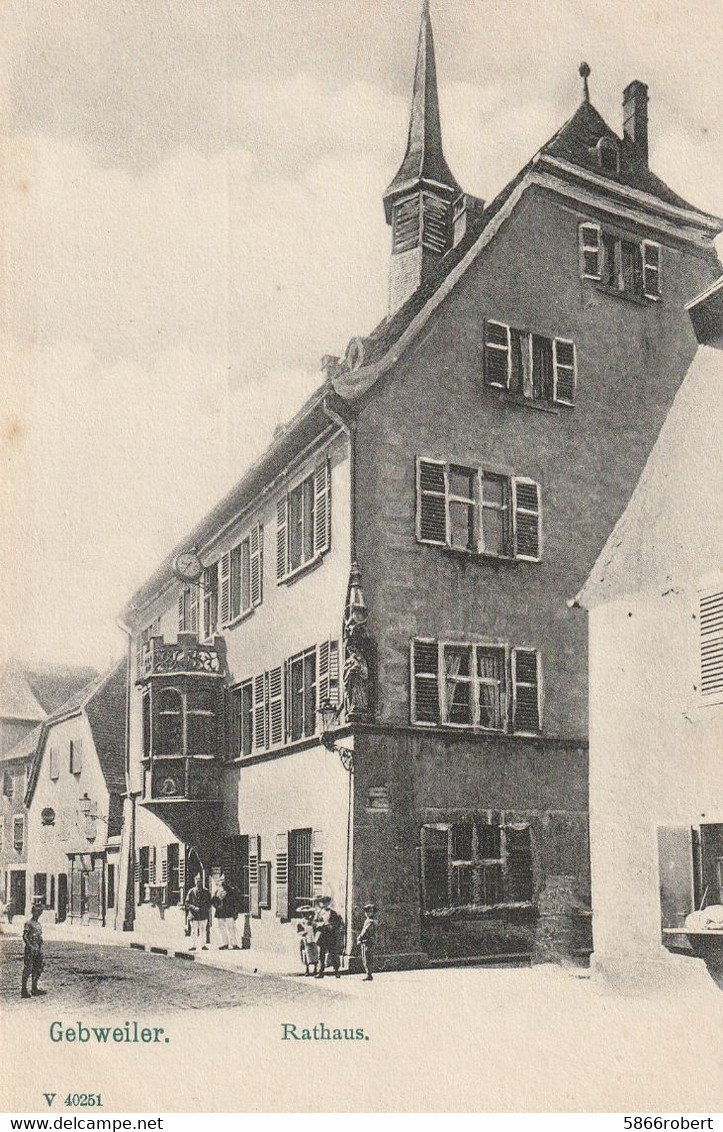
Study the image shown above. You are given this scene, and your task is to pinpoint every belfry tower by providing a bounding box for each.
[383,0,464,316]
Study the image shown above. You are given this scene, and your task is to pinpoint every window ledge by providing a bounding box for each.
[593,283,649,306]
[440,547,540,567]
[221,608,255,633]
[278,552,326,587]
[423,902,536,921]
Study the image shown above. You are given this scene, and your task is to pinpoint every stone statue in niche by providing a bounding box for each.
[343,562,371,722]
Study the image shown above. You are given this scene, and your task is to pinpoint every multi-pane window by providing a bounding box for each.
[276,460,331,582]
[177,586,199,634]
[153,686,217,758]
[411,639,542,734]
[229,679,254,758]
[186,686,217,756]
[289,648,317,743]
[578,222,661,299]
[417,459,541,561]
[219,523,263,627]
[484,321,576,406]
[69,739,83,774]
[420,820,534,911]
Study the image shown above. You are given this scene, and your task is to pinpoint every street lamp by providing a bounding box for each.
[318,698,354,772]
[78,793,109,822]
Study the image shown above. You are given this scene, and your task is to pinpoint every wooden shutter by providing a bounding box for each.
[512,649,541,734]
[178,592,186,633]
[249,835,261,918]
[189,587,199,634]
[178,851,186,898]
[657,826,695,932]
[420,825,451,911]
[284,659,292,742]
[579,222,601,279]
[276,495,288,582]
[484,320,511,389]
[161,845,168,886]
[250,523,263,607]
[268,666,284,746]
[253,674,267,750]
[312,830,324,899]
[642,240,661,298]
[416,458,447,545]
[313,458,331,556]
[512,478,541,561]
[553,338,576,405]
[411,639,440,723]
[275,832,289,920]
[219,552,231,625]
[699,587,723,704]
[149,846,157,885]
[134,855,141,906]
[317,640,330,708]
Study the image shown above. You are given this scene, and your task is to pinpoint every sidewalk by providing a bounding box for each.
[0,918,307,979]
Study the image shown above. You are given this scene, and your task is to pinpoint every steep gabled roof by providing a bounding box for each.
[0,662,46,723]
[0,723,43,766]
[24,662,127,806]
[0,661,99,723]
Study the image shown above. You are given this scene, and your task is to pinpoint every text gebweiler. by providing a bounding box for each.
[281,1022,370,1041]
[49,1021,170,1044]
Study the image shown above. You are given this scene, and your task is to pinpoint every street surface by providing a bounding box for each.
[0,937,346,1012]
[1,935,722,1112]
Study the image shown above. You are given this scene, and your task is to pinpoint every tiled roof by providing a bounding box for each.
[0,723,43,765]
[0,662,47,723]
[24,664,99,715]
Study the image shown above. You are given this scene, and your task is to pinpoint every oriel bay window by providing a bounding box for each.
[411,639,542,734]
[153,685,217,757]
[420,819,534,911]
[484,320,576,406]
[417,458,541,561]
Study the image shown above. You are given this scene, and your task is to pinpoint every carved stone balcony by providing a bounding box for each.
[138,634,226,683]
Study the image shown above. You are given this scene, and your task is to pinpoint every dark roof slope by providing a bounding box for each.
[543,99,696,210]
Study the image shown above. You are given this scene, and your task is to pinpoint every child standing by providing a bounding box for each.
[296,907,319,976]
[356,903,378,982]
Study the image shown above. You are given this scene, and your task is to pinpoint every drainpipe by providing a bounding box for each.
[322,394,357,958]
[115,618,137,933]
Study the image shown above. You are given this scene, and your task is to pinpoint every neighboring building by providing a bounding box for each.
[23,663,129,926]
[120,6,722,966]
[0,661,96,917]
[576,277,723,988]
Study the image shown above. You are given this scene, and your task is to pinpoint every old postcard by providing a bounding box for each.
[1,0,722,1117]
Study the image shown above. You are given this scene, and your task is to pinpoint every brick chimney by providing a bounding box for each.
[623,80,649,165]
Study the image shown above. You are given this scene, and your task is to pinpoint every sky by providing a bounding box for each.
[2,0,722,671]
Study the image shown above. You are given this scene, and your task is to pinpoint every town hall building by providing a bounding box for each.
[118,3,722,967]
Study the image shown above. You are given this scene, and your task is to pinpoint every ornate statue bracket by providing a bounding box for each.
[342,562,371,723]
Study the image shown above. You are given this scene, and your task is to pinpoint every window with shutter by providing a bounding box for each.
[312,830,324,899]
[642,241,661,299]
[160,845,168,886]
[268,667,284,746]
[316,640,341,710]
[178,852,186,899]
[178,592,185,633]
[484,321,512,388]
[259,862,271,909]
[276,832,289,920]
[393,194,421,253]
[480,472,512,557]
[276,496,288,582]
[411,639,440,724]
[230,679,254,757]
[417,459,447,545]
[512,649,541,734]
[552,339,576,405]
[253,674,267,750]
[219,552,231,625]
[699,586,723,704]
[579,222,601,279]
[249,835,261,917]
[69,738,83,774]
[250,523,263,607]
[512,479,541,561]
[49,747,59,780]
[420,825,451,911]
[202,563,219,639]
[313,460,331,556]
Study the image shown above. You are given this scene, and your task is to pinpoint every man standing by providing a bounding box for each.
[184,873,211,951]
[314,895,344,979]
[356,903,378,982]
[212,872,241,950]
[21,902,46,999]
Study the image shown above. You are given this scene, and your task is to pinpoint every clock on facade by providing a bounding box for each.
[172,549,204,584]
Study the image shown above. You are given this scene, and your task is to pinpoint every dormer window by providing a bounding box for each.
[597,137,620,175]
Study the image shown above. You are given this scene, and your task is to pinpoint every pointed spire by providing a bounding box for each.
[383,0,461,220]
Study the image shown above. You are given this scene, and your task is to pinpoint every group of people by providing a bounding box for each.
[297,896,378,981]
[184,871,241,950]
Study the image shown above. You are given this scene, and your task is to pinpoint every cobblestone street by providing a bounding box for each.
[0,937,348,1012]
